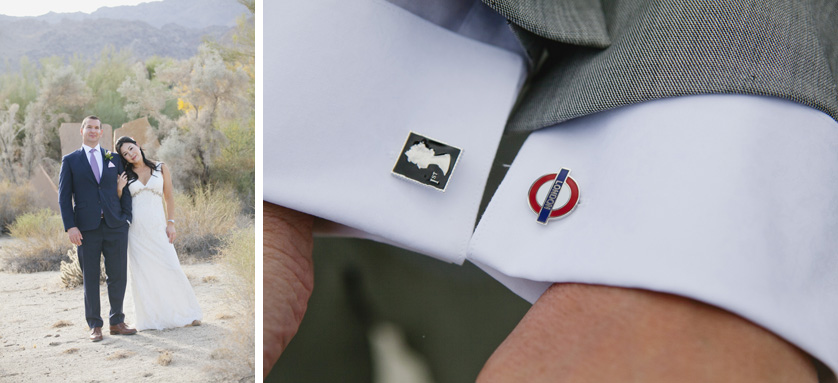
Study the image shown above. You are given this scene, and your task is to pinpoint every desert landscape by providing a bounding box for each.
[0,237,253,383]
[0,1,254,381]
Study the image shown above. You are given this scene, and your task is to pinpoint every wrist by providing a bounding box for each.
[167,219,175,225]
[479,284,817,382]
[263,202,315,374]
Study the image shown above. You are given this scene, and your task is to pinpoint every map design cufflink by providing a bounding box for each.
[392,132,461,191]
[528,168,580,224]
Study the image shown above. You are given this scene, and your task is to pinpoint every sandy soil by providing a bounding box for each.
[0,237,253,383]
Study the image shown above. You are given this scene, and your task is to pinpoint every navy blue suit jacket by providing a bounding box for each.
[58,147,132,232]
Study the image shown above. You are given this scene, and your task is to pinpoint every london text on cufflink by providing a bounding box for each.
[528,168,580,224]
[392,132,461,191]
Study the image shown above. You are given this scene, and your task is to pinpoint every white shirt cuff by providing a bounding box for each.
[468,94,838,377]
[265,0,525,263]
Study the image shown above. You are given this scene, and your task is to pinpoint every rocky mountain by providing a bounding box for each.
[0,0,248,72]
[37,0,247,29]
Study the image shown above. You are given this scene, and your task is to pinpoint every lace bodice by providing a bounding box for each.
[128,163,164,199]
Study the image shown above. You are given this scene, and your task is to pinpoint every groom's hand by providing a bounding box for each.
[263,202,314,377]
[67,227,83,246]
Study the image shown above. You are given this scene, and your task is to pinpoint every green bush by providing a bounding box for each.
[0,181,39,233]
[2,209,71,273]
[213,118,255,213]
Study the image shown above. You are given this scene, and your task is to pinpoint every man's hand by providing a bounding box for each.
[67,227,83,246]
[478,283,817,382]
[263,202,314,377]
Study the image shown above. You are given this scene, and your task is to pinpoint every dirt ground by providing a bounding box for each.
[0,237,254,382]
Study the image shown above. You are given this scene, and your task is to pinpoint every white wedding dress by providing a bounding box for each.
[126,163,202,330]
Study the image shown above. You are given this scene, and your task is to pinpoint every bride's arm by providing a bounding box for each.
[161,163,177,243]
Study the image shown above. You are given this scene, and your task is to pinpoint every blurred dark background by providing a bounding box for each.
[267,237,531,383]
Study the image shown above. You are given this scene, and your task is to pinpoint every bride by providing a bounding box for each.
[115,136,202,330]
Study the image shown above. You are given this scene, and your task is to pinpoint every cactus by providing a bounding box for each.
[60,246,107,288]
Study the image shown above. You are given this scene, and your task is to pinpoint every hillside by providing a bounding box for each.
[62,0,246,29]
[0,0,248,72]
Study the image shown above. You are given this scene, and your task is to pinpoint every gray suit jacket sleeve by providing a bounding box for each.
[484,0,838,132]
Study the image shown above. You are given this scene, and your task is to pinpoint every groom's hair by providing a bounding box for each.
[81,115,100,128]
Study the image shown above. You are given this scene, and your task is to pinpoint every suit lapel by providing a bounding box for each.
[99,147,111,184]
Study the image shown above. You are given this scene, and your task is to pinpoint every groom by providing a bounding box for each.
[58,116,136,342]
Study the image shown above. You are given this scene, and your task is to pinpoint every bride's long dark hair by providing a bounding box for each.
[115,136,158,185]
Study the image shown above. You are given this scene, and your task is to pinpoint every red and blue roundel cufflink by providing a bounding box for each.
[528,168,580,224]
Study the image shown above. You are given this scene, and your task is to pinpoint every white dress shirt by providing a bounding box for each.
[266,0,838,378]
[82,143,103,179]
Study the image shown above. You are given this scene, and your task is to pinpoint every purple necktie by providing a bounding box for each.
[89,148,100,184]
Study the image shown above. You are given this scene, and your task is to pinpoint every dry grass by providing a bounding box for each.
[157,350,173,366]
[52,320,73,328]
[219,226,254,288]
[0,181,39,233]
[63,348,79,354]
[59,246,106,288]
[1,210,71,273]
[106,350,136,360]
[174,187,240,262]
[206,224,254,380]
[210,347,233,360]
[202,275,218,283]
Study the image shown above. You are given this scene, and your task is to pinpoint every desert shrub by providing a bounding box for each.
[213,118,255,213]
[59,246,106,288]
[173,186,240,262]
[157,350,173,366]
[0,181,39,232]
[212,224,254,378]
[1,209,71,272]
[219,225,254,286]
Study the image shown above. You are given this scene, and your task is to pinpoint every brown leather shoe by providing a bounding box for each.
[109,323,137,335]
[90,327,103,342]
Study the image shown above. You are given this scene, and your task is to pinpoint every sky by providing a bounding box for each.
[0,0,161,17]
